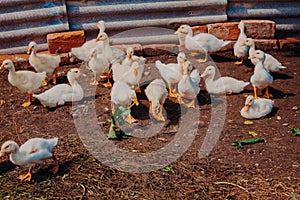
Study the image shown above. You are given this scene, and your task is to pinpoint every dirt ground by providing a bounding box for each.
[0,49,299,199]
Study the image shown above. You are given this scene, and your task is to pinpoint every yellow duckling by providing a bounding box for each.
[240,95,274,119]
[27,41,60,85]
[110,80,139,124]
[145,79,168,121]
[33,68,84,108]
[0,59,46,107]
[175,25,231,62]
[0,137,59,181]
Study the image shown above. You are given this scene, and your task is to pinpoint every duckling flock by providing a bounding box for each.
[0,20,286,181]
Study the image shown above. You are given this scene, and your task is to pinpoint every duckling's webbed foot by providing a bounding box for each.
[22,94,32,107]
[263,87,272,99]
[18,167,33,181]
[103,80,112,88]
[235,58,244,65]
[42,79,48,86]
[186,99,196,108]
[125,114,137,124]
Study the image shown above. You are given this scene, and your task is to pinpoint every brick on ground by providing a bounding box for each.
[278,38,300,51]
[242,20,275,39]
[207,20,276,41]
[47,30,85,54]
[207,22,240,40]
[255,39,279,51]
[192,25,207,35]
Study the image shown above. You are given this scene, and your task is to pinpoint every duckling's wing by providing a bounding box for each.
[190,69,200,86]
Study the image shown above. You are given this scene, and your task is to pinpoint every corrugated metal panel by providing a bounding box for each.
[66,0,227,44]
[227,0,300,37]
[0,0,68,54]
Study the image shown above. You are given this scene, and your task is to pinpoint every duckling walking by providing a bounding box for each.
[145,79,168,121]
[27,41,60,85]
[175,24,231,62]
[0,137,59,181]
[1,59,46,107]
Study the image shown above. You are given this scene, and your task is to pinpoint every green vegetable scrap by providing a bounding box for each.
[290,128,300,136]
[232,138,266,149]
[108,105,133,139]
[163,166,175,173]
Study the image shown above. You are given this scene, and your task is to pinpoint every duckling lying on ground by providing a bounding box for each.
[240,95,274,119]
[201,65,249,94]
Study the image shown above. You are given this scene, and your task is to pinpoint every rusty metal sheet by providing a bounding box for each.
[227,0,300,37]
[0,0,68,54]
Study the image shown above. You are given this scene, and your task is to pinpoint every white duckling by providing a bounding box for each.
[175,24,231,62]
[95,32,125,64]
[155,52,186,97]
[121,47,146,67]
[144,79,168,121]
[95,32,126,87]
[201,65,250,94]
[249,50,273,99]
[240,95,274,119]
[33,68,84,108]
[27,41,60,85]
[70,20,125,62]
[110,80,139,124]
[87,47,110,86]
[233,21,249,65]
[120,61,145,92]
[242,38,286,72]
[0,59,46,107]
[0,137,59,181]
[177,61,200,108]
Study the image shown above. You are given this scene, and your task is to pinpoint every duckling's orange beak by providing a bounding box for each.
[200,71,207,78]
[240,42,246,46]
[127,53,132,59]
[175,29,181,35]
[27,46,32,54]
[244,105,250,112]
[0,151,5,157]
[95,37,100,42]
[248,55,255,59]
[0,63,5,72]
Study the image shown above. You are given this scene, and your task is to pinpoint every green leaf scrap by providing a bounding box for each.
[290,128,300,136]
[232,138,266,149]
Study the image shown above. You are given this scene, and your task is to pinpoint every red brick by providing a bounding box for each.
[143,44,179,57]
[47,31,85,54]
[207,22,239,40]
[242,20,276,39]
[192,25,207,35]
[254,39,279,51]
[278,38,300,51]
